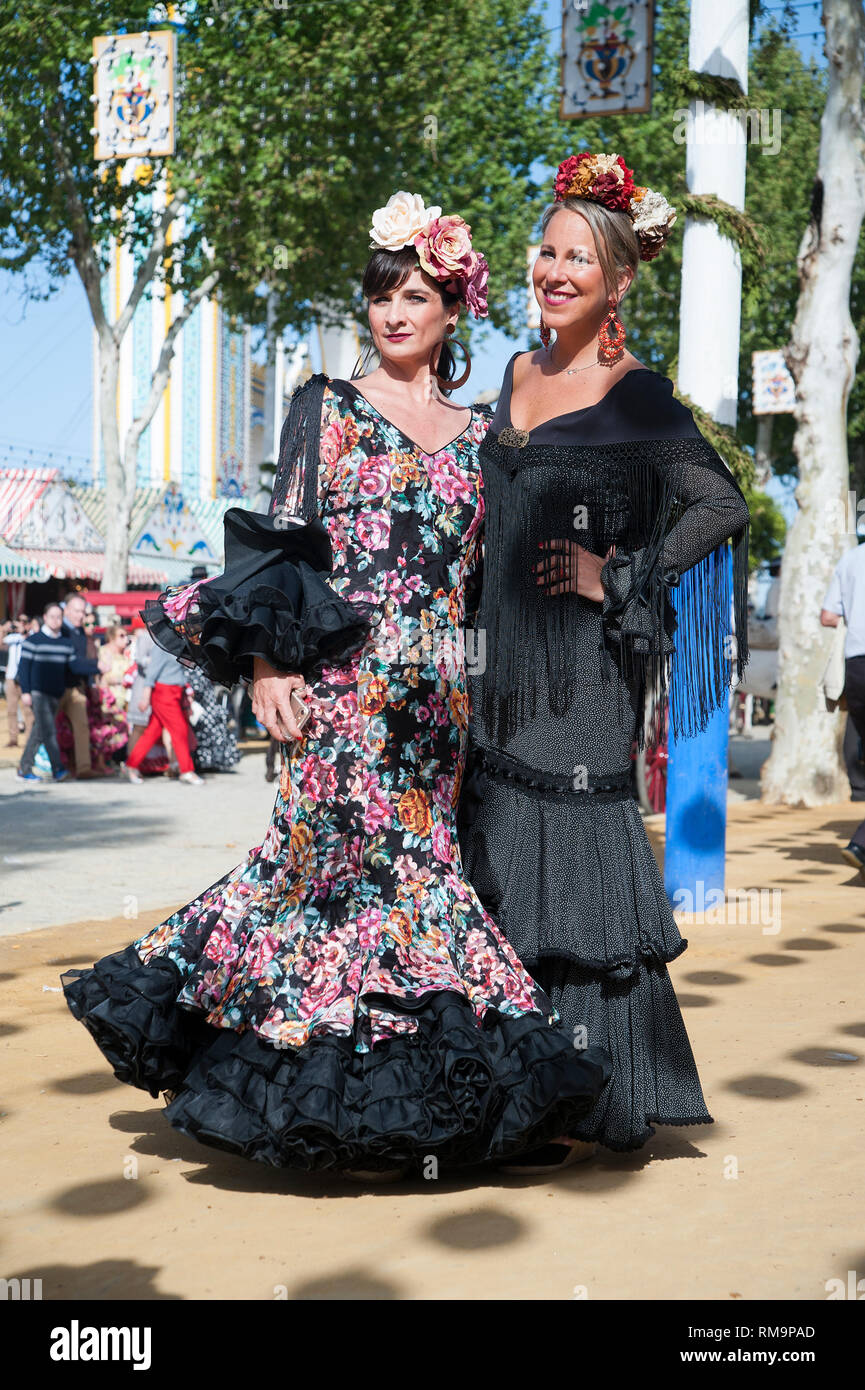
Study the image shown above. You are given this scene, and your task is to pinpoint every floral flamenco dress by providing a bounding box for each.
[62,373,611,1174]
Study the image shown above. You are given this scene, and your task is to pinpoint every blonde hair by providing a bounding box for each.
[540,198,639,302]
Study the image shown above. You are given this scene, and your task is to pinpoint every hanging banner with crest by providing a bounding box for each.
[92,30,176,161]
[752,350,796,415]
[560,0,655,119]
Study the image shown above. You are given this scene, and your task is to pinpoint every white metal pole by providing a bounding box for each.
[666,0,750,902]
[677,0,749,423]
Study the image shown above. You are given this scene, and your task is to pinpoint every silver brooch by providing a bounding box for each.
[497,426,530,449]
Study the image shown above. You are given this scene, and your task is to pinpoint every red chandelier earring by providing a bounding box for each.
[597,302,626,366]
[539,316,552,350]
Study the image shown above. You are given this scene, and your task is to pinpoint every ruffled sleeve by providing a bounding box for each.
[143,510,372,689]
[599,447,749,643]
[599,546,677,659]
[142,375,372,688]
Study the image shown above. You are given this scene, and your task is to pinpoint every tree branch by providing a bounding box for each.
[41,98,108,339]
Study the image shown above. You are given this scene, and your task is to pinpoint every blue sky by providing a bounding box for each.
[0,1,827,504]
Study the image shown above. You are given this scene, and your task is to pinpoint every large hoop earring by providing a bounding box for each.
[430,336,471,390]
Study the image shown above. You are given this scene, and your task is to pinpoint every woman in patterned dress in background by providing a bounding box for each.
[62,193,611,1179]
[58,622,132,775]
[187,665,240,774]
[91,624,134,772]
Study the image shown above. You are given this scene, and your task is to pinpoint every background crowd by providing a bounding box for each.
[0,582,259,786]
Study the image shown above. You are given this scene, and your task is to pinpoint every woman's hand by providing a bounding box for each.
[138,693,151,713]
[251,657,309,742]
[534,540,615,601]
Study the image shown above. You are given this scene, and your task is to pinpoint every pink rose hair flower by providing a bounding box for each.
[415,215,473,280]
[464,254,489,319]
[415,216,490,321]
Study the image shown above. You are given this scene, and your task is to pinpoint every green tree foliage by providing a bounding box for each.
[190,0,559,337]
[0,0,558,336]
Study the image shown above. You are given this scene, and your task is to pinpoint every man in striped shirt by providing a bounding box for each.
[16,602,77,782]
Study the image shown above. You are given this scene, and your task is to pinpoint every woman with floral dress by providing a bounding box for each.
[62,192,611,1178]
[58,622,132,775]
[187,663,240,774]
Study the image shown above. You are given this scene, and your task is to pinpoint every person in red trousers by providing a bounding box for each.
[123,645,203,785]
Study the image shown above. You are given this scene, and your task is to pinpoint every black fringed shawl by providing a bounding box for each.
[477,422,751,752]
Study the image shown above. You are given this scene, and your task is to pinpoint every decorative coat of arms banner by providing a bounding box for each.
[560,0,655,119]
[752,350,797,415]
[93,30,176,161]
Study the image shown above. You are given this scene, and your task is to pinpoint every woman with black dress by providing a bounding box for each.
[458,154,750,1168]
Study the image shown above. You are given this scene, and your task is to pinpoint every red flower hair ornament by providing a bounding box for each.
[554,152,677,262]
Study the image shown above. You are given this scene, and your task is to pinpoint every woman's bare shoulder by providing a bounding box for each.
[512,349,545,390]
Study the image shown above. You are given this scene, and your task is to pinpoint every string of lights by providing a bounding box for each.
[0,438,93,474]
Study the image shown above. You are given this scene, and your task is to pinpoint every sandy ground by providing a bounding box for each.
[2,767,864,1301]
[0,737,277,937]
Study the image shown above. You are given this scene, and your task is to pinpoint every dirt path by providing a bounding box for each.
[2,798,864,1301]
[0,746,275,937]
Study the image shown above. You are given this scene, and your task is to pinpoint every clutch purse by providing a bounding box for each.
[288,686,311,741]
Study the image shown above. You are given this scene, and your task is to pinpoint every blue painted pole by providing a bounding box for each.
[663,552,731,909]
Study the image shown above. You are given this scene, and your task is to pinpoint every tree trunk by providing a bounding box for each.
[754,414,773,489]
[761,0,865,805]
[97,330,135,592]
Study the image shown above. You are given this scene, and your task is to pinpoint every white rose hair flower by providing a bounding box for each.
[629,187,677,261]
[369,191,442,251]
